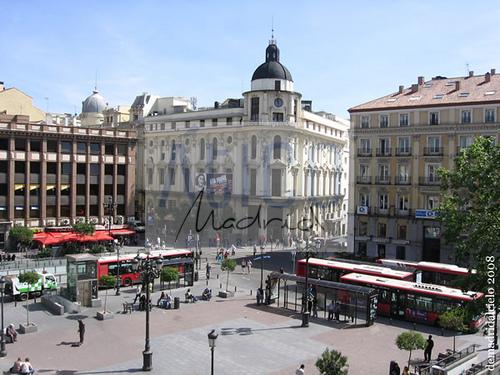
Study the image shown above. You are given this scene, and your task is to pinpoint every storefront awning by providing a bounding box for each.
[110,229,136,236]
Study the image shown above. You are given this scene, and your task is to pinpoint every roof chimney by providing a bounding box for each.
[491,68,496,75]
[485,72,491,83]
[418,76,425,85]
[410,84,418,93]
[455,81,460,91]
[468,71,474,77]
[398,85,404,94]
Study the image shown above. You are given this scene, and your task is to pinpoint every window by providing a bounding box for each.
[30,140,41,152]
[379,194,388,210]
[226,117,232,125]
[15,139,26,151]
[399,113,409,127]
[398,194,409,211]
[90,143,100,155]
[47,140,58,153]
[398,225,407,240]
[359,164,369,180]
[378,223,387,238]
[271,169,281,196]
[359,192,370,207]
[61,142,72,154]
[379,114,389,128]
[427,196,439,210]
[485,108,495,123]
[200,119,205,128]
[105,144,114,155]
[397,164,409,183]
[378,164,389,181]
[76,142,86,154]
[251,135,257,159]
[185,121,190,128]
[169,167,175,185]
[361,116,369,128]
[428,136,440,152]
[358,221,368,236]
[171,122,176,130]
[275,80,281,91]
[358,242,367,257]
[159,168,165,185]
[212,138,218,160]
[200,139,205,160]
[377,244,386,258]
[461,110,471,124]
[459,136,473,150]
[160,123,165,131]
[171,140,176,161]
[161,153,165,161]
[90,164,100,176]
[117,144,127,156]
[212,118,218,127]
[148,169,153,185]
[379,138,390,155]
[250,169,257,196]
[427,164,440,182]
[396,246,406,260]
[398,137,410,153]
[429,111,439,125]
[272,112,284,122]
[360,139,370,153]
[273,135,281,159]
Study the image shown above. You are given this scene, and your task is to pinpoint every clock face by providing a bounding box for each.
[274,98,283,108]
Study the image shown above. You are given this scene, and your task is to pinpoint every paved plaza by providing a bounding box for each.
[0,250,493,374]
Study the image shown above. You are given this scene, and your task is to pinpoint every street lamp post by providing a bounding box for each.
[0,277,6,357]
[104,196,119,295]
[297,237,317,328]
[260,245,264,290]
[133,253,162,371]
[208,329,218,375]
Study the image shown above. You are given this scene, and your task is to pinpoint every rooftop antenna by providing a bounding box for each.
[94,69,98,92]
[270,16,275,44]
[466,62,470,76]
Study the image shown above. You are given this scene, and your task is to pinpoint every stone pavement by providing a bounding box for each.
[0,249,493,374]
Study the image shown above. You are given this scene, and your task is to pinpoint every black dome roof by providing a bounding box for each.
[251,42,293,82]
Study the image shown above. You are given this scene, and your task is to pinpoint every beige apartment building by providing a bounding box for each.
[0,81,45,122]
[348,70,500,263]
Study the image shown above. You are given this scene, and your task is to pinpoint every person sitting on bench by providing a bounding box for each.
[185,289,196,303]
[159,293,172,309]
[202,288,212,301]
[6,324,18,343]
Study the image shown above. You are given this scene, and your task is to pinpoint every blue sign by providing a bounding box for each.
[415,209,438,219]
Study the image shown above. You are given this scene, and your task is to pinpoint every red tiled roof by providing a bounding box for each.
[349,71,500,112]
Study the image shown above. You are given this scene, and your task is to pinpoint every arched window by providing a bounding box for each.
[251,135,257,159]
[273,135,281,159]
[171,140,176,161]
[200,138,205,160]
[212,138,218,160]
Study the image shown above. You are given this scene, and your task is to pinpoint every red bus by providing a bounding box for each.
[296,258,414,282]
[340,272,484,330]
[377,259,475,286]
[97,249,194,287]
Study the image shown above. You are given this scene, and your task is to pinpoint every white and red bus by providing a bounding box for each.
[97,249,194,287]
[340,272,484,330]
[377,259,475,286]
[296,258,414,282]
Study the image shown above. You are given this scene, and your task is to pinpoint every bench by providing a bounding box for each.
[122,302,133,314]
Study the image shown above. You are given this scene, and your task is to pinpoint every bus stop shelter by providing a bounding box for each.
[268,272,378,327]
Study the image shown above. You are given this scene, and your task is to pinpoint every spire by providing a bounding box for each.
[269,17,276,45]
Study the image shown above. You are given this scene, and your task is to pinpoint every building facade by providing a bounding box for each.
[348,70,500,262]
[144,41,349,246]
[0,81,45,122]
[0,114,137,249]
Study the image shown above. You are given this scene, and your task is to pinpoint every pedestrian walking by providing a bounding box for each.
[241,258,246,272]
[312,298,318,318]
[296,364,305,375]
[327,300,335,320]
[247,259,252,274]
[424,335,434,362]
[253,244,257,256]
[334,300,341,321]
[206,262,211,280]
[77,319,85,346]
[133,284,142,304]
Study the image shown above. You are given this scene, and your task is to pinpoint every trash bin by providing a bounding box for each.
[174,297,180,309]
[194,271,199,282]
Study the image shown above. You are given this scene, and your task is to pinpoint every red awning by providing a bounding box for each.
[110,229,136,236]
[33,230,114,246]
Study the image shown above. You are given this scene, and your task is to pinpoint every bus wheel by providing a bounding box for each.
[19,293,28,301]
[123,278,132,287]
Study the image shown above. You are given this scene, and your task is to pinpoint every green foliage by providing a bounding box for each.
[315,348,349,375]
[18,271,40,286]
[160,267,179,283]
[439,308,468,332]
[72,222,96,236]
[9,226,33,245]
[437,137,500,317]
[99,275,117,288]
[396,331,426,367]
[37,247,53,259]
[89,244,107,254]
[221,258,237,272]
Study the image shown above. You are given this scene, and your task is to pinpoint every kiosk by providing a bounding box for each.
[66,254,100,307]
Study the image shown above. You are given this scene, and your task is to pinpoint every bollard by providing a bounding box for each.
[250,289,252,295]
[219,283,222,289]
[217,274,219,279]
[234,286,237,292]
[206,279,208,286]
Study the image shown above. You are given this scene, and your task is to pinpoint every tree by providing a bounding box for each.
[160,267,179,289]
[438,137,500,346]
[315,347,349,375]
[396,331,426,368]
[99,275,116,313]
[221,258,236,292]
[438,307,468,353]
[18,271,40,327]
[9,226,33,253]
[72,222,96,236]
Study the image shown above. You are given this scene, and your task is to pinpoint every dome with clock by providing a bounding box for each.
[251,40,294,92]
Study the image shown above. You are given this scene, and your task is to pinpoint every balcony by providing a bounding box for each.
[375,175,391,185]
[357,148,372,157]
[394,176,411,185]
[395,147,411,156]
[374,207,389,216]
[423,147,443,156]
[376,148,392,157]
[419,176,441,185]
[396,209,412,217]
[356,176,372,184]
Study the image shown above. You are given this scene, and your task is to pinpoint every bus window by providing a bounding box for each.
[415,296,433,312]
[406,294,416,309]
[108,264,118,276]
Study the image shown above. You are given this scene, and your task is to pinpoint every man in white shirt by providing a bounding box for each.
[296,364,305,375]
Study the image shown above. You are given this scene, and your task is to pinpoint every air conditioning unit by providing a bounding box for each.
[14,220,25,226]
[46,219,56,226]
[115,215,124,225]
[89,217,98,224]
[59,218,70,226]
[76,217,86,224]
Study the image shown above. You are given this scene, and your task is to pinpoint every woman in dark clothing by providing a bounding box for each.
[77,319,85,346]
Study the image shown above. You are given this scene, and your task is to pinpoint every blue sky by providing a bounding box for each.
[1,0,500,118]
